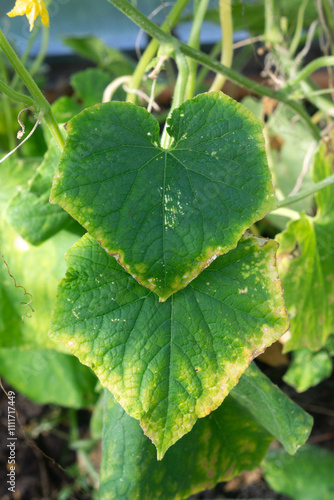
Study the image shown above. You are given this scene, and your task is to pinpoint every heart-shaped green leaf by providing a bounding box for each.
[49,232,288,458]
[51,92,275,301]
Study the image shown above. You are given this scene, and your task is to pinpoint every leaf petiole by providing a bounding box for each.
[0,79,34,107]
[161,51,189,149]
[276,174,334,208]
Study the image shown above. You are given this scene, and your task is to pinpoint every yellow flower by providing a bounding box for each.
[7,0,49,31]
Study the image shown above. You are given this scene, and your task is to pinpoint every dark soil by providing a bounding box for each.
[0,380,94,500]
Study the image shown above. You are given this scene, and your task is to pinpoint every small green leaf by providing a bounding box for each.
[277,135,334,351]
[99,388,272,500]
[52,96,82,123]
[233,362,312,454]
[50,232,288,458]
[263,445,334,500]
[51,92,276,300]
[63,35,134,75]
[0,349,97,407]
[326,334,334,355]
[71,68,112,108]
[283,348,332,392]
[0,156,74,349]
[6,141,70,245]
[0,156,38,213]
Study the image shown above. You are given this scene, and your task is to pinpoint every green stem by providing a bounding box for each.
[185,0,210,100]
[77,449,100,488]
[13,0,51,88]
[289,0,309,56]
[0,57,16,151]
[0,79,34,106]
[321,0,334,47]
[170,52,189,111]
[21,26,40,67]
[0,29,64,151]
[11,25,40,90]
[161,52,189,149]
[295,86,334,98]
[196,41,221,89]
[107,0,320,139]
[286,56,334,88]
[264,0,282,45]
[276,174,334,208]
[209,0,234,92]
[299,79,334,117]
[126,0,190,104]
[68,410,99,489]
[30,24,49,77]
[270,207,300,220]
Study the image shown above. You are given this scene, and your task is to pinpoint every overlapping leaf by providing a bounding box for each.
[71,68,112,108]
[0,221,78,350]
[51,92,275,301]
[263,445,334,500]
[0,156,97,407]
[49,232,288,458]
[277,135,334,351]
[6,141,70,245]
[0,156,37,211]
[0,156,77,349]
[99,364,311,500]
[0,349,97,408]
[283,348,333,392]
[99,390,272,500]
[63,35,135,75]
[52,96,82,123]
[232,362,312,454]
[52,68,112,124]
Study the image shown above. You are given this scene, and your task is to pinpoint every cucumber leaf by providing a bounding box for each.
[50,232,288,458]
[51,92,275,301]
[71,68,112,108]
